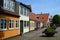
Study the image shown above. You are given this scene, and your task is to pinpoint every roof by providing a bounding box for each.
[20,2,31,12]
[30,12,37,21]
[0,8,20,17]
[36,14,49,22]
[26,5,32,12]
[15,1,31,12]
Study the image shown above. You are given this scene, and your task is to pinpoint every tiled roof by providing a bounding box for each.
[30,12,37,21]
[0,8,20,17]
[36,14,49,21]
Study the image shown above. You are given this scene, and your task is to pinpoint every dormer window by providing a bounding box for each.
[3,0,15,12]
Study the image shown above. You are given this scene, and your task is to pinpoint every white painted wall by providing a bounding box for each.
[20,15,29,21]
[23,27,29,33]
[20,15,29,33]
[19,5,30,33]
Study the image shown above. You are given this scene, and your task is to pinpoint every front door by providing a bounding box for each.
[20,20,23,35]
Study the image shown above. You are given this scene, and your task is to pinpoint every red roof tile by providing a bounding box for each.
[36,14,49,21]
[30,12,37,21]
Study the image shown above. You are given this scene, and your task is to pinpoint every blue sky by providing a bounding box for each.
[16,0,60,16]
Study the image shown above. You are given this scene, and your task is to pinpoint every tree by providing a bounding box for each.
[52,14,60,25]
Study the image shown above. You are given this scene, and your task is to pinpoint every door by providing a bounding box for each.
[20,20,23,35]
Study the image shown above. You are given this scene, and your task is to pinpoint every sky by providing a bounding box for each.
[16,0,60,16]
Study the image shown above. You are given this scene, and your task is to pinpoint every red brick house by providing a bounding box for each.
[36,13,49,28]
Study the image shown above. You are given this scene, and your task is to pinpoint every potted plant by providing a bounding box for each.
[42,26,57,36]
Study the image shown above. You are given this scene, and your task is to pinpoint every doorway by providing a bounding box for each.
[20,20,23,35]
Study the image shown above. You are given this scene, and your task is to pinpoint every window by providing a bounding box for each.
[7,0,10,9]
[9,20,14,29]
[4,0,7,9]
[26,9,30,16]
[24,21,26,27]
[24,7,26,16]
[16,20,19,28]
[27,9,30,16]
[19,5,21,15]
[26,21,29,27]
[21,6,23,15]
[30,23,34,27]
[4,0,10,9]
[10,0,15,12]
[0,18,6,30]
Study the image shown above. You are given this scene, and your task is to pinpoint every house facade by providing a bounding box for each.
[15,2,31,34]
[29,12,37,31]
[36,14,49,28]
[0,0,20,39]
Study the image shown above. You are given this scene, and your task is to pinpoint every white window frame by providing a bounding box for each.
[19,5,21,15]
[16,20,19,29]
[0,18,7,31]
[4,0,7,9]
[3,0,10,10]
[9,19,14,29]
[20,5,23,15]
[10,0,15,12]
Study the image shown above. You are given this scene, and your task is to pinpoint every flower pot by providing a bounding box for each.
[42,29,57,37]
[45,32,55,36]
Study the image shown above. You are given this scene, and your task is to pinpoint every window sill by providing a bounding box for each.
[0,29,7,31]
[16,27,20,29]
[9,28,14,30]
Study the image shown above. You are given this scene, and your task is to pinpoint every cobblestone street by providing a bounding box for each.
[5,27,60,40]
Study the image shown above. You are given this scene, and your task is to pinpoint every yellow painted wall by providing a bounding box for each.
[0,14,20,39]
[30,20,35,31]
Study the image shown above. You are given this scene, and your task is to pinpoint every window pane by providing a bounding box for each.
[10,0,15,12]
[21,6,23,15]
[4,0,7,8]
[4,25,6,29]
[24,21,26,27]
[27,9,30,16]
[4,0,10,9]
[0,19,6,29]
[24,7,26,16]
[27,21,29,27]
[9,20,14,28]
[16,20,19,28]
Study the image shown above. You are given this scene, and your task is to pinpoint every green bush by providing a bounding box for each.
[46,26,56,32]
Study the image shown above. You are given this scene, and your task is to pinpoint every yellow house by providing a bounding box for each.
[0,8,20,39]
[29,12,37,31]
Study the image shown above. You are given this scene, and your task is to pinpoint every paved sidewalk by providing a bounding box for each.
[5,28,44,40]
[5,27,60,40]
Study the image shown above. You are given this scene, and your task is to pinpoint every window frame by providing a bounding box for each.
[4,0,8,9]
[10,0,15,12]
[9,19,14,29]
[16,20,19,29]
[26,21,29,27]
[0,18,7,30]
[24,21,26,27]
[20,5,24,15]
[23,7,26,16]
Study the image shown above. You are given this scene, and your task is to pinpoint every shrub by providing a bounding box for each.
[46,26,56,33]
